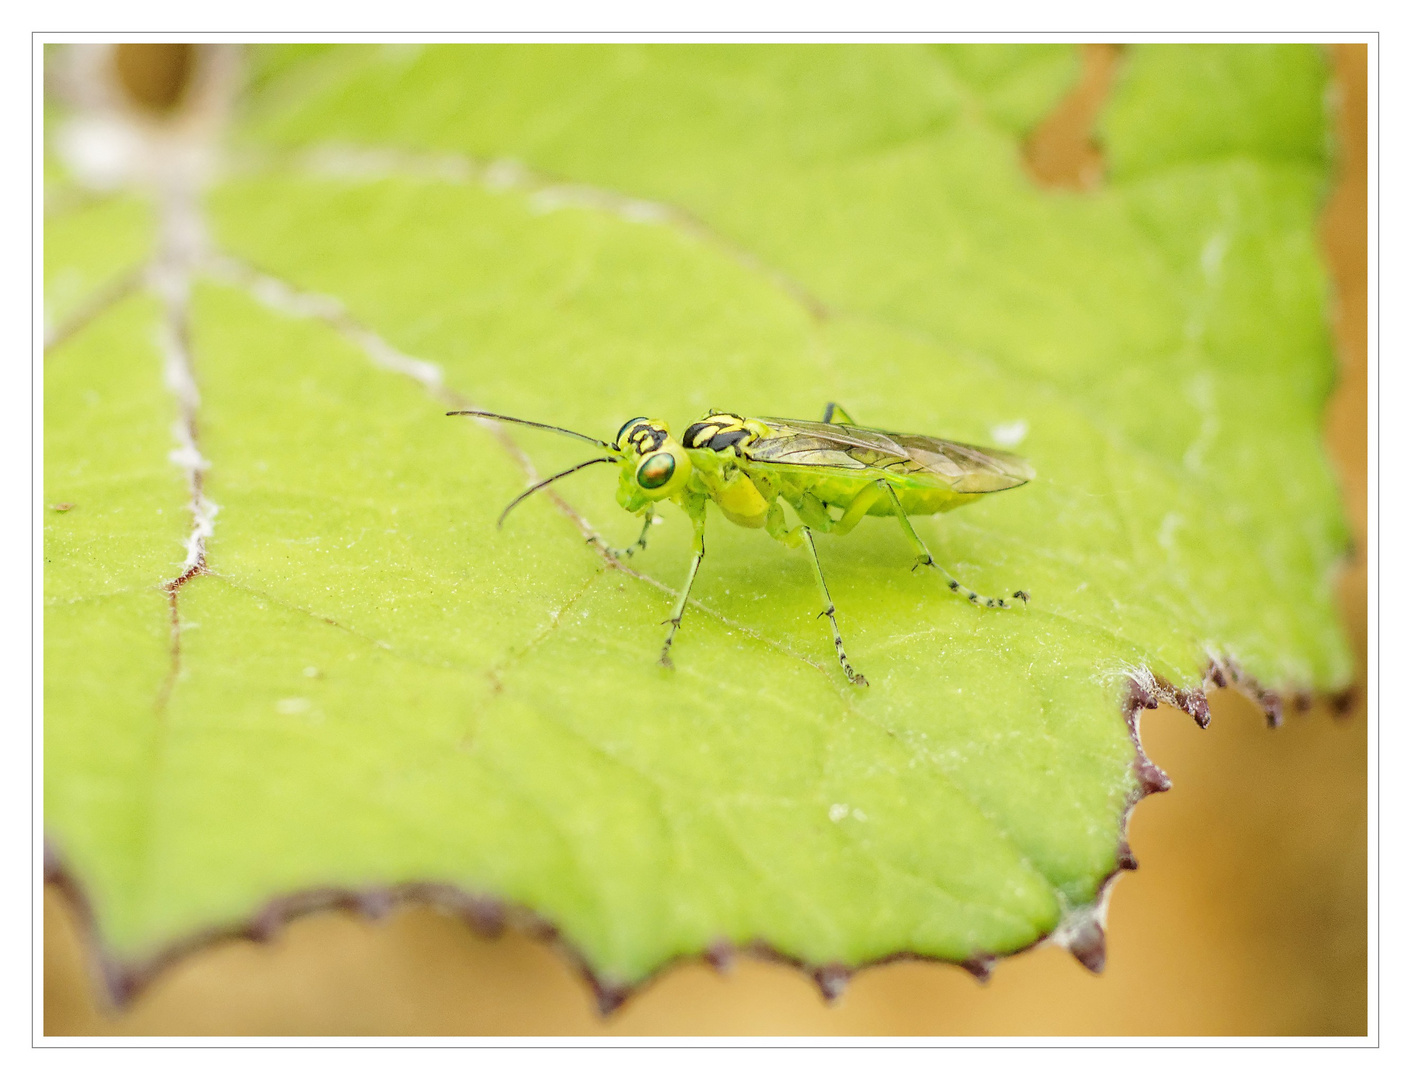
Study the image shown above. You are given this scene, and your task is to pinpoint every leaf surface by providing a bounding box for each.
[45,44,1352,992]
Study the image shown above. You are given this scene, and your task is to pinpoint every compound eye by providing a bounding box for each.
[616,416,649,448]
[636,452,676,490]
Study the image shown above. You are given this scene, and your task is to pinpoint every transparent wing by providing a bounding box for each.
[752,417,1034,493]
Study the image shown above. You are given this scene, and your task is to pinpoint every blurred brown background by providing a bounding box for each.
[44,43,1369,1036]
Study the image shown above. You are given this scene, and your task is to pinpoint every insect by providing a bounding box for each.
[449,404,1033,686]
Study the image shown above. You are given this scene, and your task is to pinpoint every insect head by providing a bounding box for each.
[446,410,693,525]
[613,417,693,510]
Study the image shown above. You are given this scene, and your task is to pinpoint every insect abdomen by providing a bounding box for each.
[765,469,978,519]
[879,486,980,516]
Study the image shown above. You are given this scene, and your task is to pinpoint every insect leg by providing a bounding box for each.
[766,504,867,686]
[800,528,868,686]
[878,481,1028,610]
[829,482,887,537]
[821,402,858,424]
[595,512,653,560]
[659,502,707,669]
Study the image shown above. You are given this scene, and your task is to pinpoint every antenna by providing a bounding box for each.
[497,457,616,528]
[448,410,615,450]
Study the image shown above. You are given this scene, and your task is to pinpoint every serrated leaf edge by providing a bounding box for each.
[46,670,1352,1018]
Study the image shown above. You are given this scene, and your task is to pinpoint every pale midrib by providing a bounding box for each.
[132,170,218,922]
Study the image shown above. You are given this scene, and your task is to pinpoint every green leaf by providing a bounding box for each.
[43,195,152,340]
[45,44,1351,998]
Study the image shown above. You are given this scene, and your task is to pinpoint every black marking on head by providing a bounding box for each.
[620,421,667,454]
[615,417,649,446]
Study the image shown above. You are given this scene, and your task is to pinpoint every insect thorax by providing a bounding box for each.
[681,413,766,454]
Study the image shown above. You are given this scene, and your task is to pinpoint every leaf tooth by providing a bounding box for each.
[1115,840,1140,872]
[589,978,633,1018]
[703,938,736,974]
[1057,909,1107,974]
[1260,692,1284,729]
[811,963,852,1004]
[960,953,997,984]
